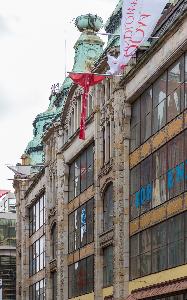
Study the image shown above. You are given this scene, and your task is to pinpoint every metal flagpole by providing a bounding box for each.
[67,71,122,77]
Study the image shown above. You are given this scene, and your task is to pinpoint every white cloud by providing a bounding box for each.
[0,0,118,190]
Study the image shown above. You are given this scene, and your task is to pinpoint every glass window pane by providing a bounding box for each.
[168,56,184,95]
[168,240,184,268]
[87,256,94,293]
[74,209,80,250]
[103,184,113,231]
[152,246,167,273]
[152,99,166,133]
[130,256,140,280]
[80,205,87,247]
[152,175,167,207]
[168,214,184,243]
[69,163,75,201]
[130,193,140,220]
[140,229,151,254]
[168,133,184,199]
[130,165,140,195]
[69,213,75,253]
[152,222,167,249]
[36,202,40,231]
[103,246,113,287]
[140,157,152,213]
[141,88,152,143]
[68,264,74,299]
[75,159,80,197]
[167,86,181,122]
[131,124,140,152]
[80,153,87,192]
[87,145,93,168]
[87,199,94,244]
[153,73,167,107]
[131,99,140,152]
[140,252,151,276]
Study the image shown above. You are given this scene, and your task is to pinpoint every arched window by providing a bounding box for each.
[51,223,57,259]
[103,183,113,231]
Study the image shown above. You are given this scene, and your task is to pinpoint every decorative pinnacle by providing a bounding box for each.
[75,14,103,33]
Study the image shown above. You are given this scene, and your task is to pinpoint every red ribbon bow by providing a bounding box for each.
[69,73,105,140]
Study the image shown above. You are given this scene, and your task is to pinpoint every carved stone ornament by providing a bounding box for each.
[98,159,113,179]
[49,258,57,272]
[99,228,114,248]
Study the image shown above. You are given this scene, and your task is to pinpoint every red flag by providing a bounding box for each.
[69,73,105,140]
[0,190,9,198]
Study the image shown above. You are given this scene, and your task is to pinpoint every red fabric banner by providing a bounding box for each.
[0,190,9,198]
[69,73,105,140]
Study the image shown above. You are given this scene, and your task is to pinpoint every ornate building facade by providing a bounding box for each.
[14,0,187,300]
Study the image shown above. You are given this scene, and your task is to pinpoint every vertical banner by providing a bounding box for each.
[107,0,169,74]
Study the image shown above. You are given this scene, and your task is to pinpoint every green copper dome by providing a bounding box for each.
[24,13,104,166]
[24,94,57,165]
[75,14,103,32]
[72,14,104,73]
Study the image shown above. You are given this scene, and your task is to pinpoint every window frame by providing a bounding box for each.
[130,211,187,280]
[29,194,45,237]
[29,235,45,276]
[130,53,186,153]
[68,255,94,298]
[68,144,94,202]
[130,130,187,220]
[68,198,94,253]
[103,183,114,232]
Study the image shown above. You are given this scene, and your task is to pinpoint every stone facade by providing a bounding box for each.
[14,1,187,300]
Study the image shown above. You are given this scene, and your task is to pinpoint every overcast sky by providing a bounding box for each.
[0,0,117,191]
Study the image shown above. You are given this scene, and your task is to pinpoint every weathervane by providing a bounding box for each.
[51,83,59,95]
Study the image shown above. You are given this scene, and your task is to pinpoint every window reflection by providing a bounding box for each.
[130,130,187,220]
[68,198,94,253]
[29,194,45,236]
[29,235,45,276]
[130,211,187,279]
[69,144,94,201]
[68,256,94,298]
[131,53,187,151]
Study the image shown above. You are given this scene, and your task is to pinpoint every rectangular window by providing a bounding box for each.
[140,156,152,214]
[140,229,151,276]
[103,184,113,232]
[152,73,167,134]
[152,222,167,273]
[152,145,167,207]
[167,56,185,122]
[130,234,140,280]
[131,99,140,152]
[68,198,94,253]
[130,165,140,220]
[103,246,113,287]
[29,279,45,300]
[29,194,45,236]
[52,272,57,300]
[68,255,94,298]
[68,144,94,201]
[141,87,152,143]
[130,212,187,279]
[130,54,187,153]
[130,130,187,220]
[168,133,184,200]
[29,235,45,276]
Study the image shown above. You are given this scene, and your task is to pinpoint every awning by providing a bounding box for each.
[126,277,187,300]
